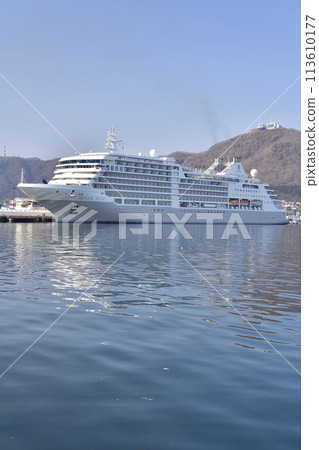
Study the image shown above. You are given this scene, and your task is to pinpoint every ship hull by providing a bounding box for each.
[18,184,288,225]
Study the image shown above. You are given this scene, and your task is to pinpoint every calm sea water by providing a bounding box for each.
[0,222,300,449]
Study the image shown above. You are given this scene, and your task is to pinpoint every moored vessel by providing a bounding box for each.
[18,127,288,225]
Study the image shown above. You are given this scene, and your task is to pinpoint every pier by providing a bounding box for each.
[0,195,53,222]
[0,210,53,223]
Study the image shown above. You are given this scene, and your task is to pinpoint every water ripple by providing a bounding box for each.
[0,223,300,449]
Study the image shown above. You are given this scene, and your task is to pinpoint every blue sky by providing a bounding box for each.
[0,0,300,159]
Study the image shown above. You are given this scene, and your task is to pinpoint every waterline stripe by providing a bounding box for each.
[178,251,301,376]
[0,252,125,380]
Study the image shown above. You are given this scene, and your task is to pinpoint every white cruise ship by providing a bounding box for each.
[18,127,287,224]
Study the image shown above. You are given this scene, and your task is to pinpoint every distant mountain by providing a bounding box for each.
[0,127,301,202]
[168,128,301,201]
[0,156,59,201]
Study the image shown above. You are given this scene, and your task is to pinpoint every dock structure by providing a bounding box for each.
[0,195,53,222]
[0,210,53,223]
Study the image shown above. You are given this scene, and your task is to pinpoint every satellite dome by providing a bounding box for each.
[149,149,157,157]
[250,169,258,178]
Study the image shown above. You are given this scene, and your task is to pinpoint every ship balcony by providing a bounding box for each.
[53,172,96,179]
[54,167,100,173]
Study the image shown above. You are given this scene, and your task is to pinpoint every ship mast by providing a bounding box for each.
[105,125,122,152]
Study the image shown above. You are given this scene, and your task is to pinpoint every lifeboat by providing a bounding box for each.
[251,199,263,207]
[229,198,239,205]
[240,199,250,205]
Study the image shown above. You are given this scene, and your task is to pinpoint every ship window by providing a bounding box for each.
[124,199,139,205]
[142,200,155,205]
[158,201,172,206]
